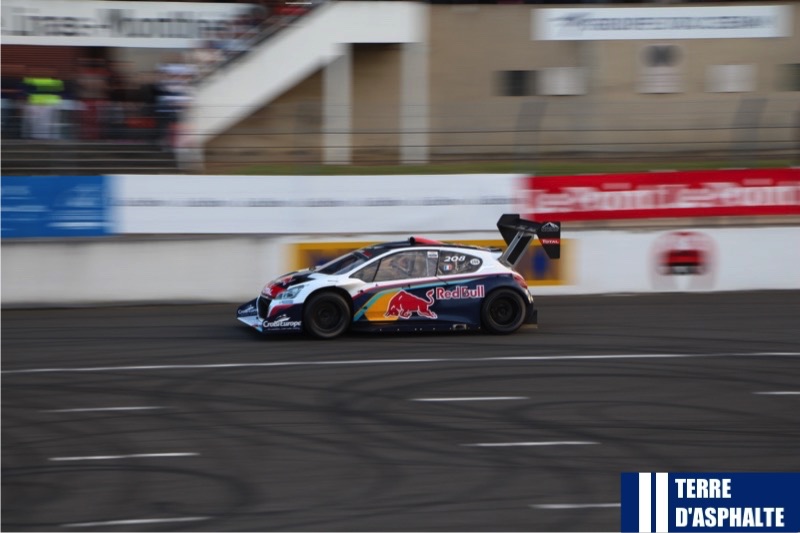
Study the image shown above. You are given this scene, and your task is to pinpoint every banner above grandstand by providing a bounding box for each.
[1,0,260,48]
[534,5,791,41]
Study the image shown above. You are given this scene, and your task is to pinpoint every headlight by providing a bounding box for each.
[275,285,304,301]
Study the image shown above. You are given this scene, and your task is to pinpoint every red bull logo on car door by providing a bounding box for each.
[359,284,486,322]
[385,290,437,319]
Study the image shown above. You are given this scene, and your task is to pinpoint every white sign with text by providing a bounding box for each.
[1,0,258,47]
[534,5,791,41]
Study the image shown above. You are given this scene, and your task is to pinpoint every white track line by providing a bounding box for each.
[43,407,163,413]
[413,396,528,402]
[50,453,198,462]
[462,441,598,447]
[754,391,800,395]
[532,503,621,510]
[3,352,798,376]
[62,517,209,528]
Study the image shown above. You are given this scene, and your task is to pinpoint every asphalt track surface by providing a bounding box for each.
[3,291,800,532]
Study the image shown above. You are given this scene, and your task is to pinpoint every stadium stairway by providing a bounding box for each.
[1,140,179,176]
[186,1,424,153]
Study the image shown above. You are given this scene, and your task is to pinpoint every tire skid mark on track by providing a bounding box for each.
[3,292,800,531]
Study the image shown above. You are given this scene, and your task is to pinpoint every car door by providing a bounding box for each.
[350,250,440,325]
[433,250,486,324]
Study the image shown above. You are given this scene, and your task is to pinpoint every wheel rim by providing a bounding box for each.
[491,297,519,327]
[314,301,345,332]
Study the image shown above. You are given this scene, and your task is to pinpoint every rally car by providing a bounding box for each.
[237,214,560,339]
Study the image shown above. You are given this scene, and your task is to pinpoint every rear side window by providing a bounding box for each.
[437,252,482,276]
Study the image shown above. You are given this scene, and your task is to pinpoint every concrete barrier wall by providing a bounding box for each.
[3,226,798,307]
[3,171,797,306]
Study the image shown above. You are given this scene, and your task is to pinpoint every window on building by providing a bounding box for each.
[498,70,537,97]
[777,64,800,91]
[537,67,587,96]
[706,64,756,93]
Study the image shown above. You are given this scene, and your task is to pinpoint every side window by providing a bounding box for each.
[351,261,378,282]
[437,252,482,276]
[374,251,433,282]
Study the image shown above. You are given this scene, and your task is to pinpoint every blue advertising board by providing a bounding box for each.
[1,176,112,238]
[621,472,800,533]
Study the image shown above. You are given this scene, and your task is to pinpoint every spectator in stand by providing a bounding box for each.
[272,0,311,28]
[59,74,81,140]
[22,70,64,140]
[1,64,26,139]
[107,61,135,141]
[129,70,159,143]
[155,62,196,150]
[192,40,225,80]
[77,58,110,140]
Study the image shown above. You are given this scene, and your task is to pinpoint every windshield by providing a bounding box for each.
[315,251,371,275]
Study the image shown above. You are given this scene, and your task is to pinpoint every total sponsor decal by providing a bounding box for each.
[262,315,302,330]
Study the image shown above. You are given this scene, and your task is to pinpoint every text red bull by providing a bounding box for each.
[385,289,437,319]
[435,285,485,300]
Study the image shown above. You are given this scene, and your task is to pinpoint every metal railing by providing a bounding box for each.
[192,96,800,171]
[3,96,798,174]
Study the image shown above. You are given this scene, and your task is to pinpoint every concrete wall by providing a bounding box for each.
[4,225,798,306]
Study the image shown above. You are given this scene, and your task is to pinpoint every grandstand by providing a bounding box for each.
[2,0,799,174]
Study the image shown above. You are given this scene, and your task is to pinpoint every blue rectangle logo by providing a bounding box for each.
[1,175,111,238]
[621,473,800,532]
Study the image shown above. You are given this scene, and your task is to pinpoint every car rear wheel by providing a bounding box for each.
[481,288,526,334]
[303,292,351,339]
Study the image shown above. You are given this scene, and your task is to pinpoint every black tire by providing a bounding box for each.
[481,288,526,335]
[303,292,351,339]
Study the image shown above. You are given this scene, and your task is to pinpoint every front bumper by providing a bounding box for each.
[237,296,304,334]
[237,298,262,329]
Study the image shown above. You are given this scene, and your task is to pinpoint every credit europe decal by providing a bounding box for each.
[262,315,302,330]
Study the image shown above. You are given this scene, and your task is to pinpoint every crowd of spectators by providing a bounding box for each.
[1,57,198,149]
[0,0,313,150]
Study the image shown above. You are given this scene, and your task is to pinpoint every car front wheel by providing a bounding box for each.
[481,288,526,334]
[303,292,351,339]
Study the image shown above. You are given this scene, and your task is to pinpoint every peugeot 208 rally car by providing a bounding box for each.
[237,214,561,339]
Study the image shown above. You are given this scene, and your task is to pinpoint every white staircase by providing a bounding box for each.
[185,1,426,149]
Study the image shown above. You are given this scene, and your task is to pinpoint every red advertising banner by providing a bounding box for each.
[521,168,800,221]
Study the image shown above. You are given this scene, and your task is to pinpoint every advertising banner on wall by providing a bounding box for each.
[112,174,521,235]
[1,175,111,238]
[1,0,258,48]
[533,5,792,41]
[521,168,800,221]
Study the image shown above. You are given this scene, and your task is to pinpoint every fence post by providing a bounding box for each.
[515,99,547,174]
[730,97,766,167]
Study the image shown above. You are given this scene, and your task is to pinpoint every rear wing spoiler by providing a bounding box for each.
[497,213,561,267]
